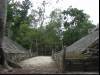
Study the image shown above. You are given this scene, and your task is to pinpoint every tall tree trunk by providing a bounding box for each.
[0,1,21,69]
[0,0,10,69]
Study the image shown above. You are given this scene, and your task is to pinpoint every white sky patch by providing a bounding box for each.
[17,0,99,25]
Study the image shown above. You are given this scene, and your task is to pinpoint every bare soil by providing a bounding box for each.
[0,56,59,74]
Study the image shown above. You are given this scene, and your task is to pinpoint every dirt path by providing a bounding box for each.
[0,56,59,74]
[19,56,59,74]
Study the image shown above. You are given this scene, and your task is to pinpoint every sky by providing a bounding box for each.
[17,0,99,25]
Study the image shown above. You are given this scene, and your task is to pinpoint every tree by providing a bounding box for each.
[62,6,95,46]
[30,1,48,28]
[0,0,11,69]
[42,9,63,51]
[15,21,40,49]
[6,0,32,40]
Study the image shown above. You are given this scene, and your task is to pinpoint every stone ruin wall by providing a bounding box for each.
[5,52,38,63]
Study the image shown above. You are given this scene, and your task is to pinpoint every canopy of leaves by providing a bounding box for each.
[62,6,95,46]
[6,1,95,55]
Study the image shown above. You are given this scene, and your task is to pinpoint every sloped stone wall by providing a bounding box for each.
[6,52,37,63]
[52,49,65,72]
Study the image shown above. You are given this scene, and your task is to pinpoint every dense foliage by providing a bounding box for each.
[6,0,95,55]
